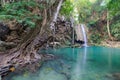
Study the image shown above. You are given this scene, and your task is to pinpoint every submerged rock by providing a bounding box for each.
[106,73,120,80]
[112,73,120,80]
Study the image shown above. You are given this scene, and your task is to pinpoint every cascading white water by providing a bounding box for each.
[81,24,88,47]
[80,24,88,66]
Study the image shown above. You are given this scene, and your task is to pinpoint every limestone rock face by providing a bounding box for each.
[0,22,10,41]
[75,24,88,41]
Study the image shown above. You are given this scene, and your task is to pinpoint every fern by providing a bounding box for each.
[0,0,43,28]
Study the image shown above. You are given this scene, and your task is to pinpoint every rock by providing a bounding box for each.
[75,24,88,41]
[0,22,10,41]
[75,40,84,44]
[106,73,120,80]
[50,42,60,46]
[43,54,55,60]
[112,73,120,80]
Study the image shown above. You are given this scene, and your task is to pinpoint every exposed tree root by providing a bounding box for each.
[0,0,64,76]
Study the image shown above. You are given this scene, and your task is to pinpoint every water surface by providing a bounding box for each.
[6,46,120,80]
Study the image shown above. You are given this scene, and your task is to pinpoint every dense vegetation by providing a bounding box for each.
[61,0,120,44]
[0,0,119,49]
[0,0,63,72]
[1,0,120,45]
[108,0,120,40]
[0,0,120,79]
[0,0,43,28]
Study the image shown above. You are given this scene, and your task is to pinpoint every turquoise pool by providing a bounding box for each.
[6,46,120,80]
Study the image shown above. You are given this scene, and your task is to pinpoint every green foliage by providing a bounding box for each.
[90,33,102,44]
[107,0,120,40]
[60,0,74,16]
[76,0,92,22]
[107,0,120,16]
[89,20,97,25]
[0,0,43,28]
[111,21,120,40]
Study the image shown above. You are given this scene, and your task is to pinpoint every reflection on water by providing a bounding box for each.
[6,46,120,80]
[83,47,87,66]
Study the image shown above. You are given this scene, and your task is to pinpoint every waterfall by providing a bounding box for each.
[80,24,88,66]
[81,24,88,47]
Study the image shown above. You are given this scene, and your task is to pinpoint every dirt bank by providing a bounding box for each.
[101,40,120,48]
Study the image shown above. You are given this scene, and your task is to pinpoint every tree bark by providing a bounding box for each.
[0,0,63,70]
[50,0,63,48]
[107,10,112,40]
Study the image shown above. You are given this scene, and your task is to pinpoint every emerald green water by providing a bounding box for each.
[6,46,120,80]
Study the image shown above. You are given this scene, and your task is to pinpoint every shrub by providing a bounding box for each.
[111,21,120,40]
[0,0,43,28]
[90,32,102,44]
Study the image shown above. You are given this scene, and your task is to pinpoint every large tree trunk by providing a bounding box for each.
[0,0,63,71]
[107,10,112,40]
[50,0,63,48]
